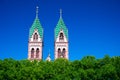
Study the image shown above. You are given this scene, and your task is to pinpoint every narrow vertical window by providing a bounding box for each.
[31,48,34,58]
[33,33,38,40]
[59,32,64,40]
[62,48,66,58]
[58,48,61,58]
[36,48,39,58]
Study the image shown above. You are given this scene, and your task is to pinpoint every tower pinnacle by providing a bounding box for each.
[36,6,39,18]
[60,9,62,18]
[46,50,51,61]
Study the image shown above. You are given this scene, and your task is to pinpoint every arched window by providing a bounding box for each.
[33,33,38,40]
[62,48,66,58]
[31,48,34,58]
[58,48,61,58]
[36,48,39,58]
[59,32,64,40]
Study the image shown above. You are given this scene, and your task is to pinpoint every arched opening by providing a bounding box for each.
[36,48,39,58]
[33,33,38,40]
[59,32,64,40]
[62,48,66,58]
[31,48,34,58]
[58,48,61,58]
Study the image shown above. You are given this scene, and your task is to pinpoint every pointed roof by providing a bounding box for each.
[46,53,51,61]
[29,6,43,39]
[55,9,68,40]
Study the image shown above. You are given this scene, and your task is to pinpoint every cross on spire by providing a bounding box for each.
[36,6,39,18]
[60,9,62,18]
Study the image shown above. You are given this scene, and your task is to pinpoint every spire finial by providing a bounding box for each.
[46,49,51,61]
[36,6,39,18]
[60,9,62,18]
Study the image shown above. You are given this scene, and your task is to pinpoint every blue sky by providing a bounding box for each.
[0,0,120,60]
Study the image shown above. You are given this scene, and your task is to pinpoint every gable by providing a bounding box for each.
[55,30,68,42]
[29,29,42,42]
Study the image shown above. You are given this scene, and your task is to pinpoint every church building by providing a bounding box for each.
[28,6,69,60]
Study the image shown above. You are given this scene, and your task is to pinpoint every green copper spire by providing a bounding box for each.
[29,6,43,39]
[55,9,68,40]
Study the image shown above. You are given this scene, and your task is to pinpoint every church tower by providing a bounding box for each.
[28,6,43,60]
[54,9,69,59]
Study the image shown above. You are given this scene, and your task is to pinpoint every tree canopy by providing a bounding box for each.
[0,55,120,80]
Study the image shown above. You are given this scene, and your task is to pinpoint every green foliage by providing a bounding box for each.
[0,56,120,80]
